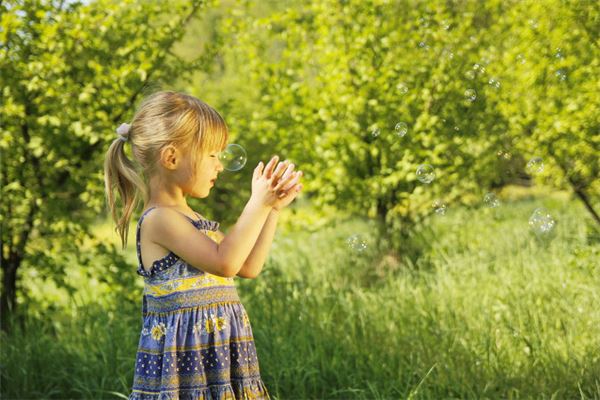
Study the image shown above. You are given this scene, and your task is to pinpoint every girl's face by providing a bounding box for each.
[185,148,224,198]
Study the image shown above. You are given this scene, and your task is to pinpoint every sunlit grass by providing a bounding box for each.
[1,188,599,399]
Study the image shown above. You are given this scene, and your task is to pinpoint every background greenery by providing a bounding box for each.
[1,0,599,398]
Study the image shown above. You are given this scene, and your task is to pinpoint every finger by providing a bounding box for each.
[276,170,302,192]
[279,162,296,182]
[278,183,302,198]
[284,172,302,191]
[264,155,279,179]
[253,161,264,181]
[271,160,291,185]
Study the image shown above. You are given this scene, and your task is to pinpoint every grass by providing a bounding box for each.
[1,188,599,399]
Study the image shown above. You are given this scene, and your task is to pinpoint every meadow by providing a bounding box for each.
[2,186,599,399]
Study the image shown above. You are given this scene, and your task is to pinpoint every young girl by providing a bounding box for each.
[103,90,303,399]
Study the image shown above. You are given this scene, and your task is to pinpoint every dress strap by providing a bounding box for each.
[136,207,159,273]
[171,209,203,223]
[138,206,219,232]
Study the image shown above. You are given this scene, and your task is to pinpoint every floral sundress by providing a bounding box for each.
[128,206,271,400]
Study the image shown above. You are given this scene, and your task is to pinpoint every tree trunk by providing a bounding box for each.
[545,140,600,228]
[571,183,600,226]
[1,256,18,334]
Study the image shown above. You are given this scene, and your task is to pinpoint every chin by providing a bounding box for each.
[189,188,210,199]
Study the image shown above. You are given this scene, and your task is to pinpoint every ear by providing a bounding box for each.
[160,145,181,170]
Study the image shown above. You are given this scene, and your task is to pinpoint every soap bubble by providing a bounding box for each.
[432,199,447,215]
[464,70,476,80]
[371,127,380,137]
[529,207,556,237]
[441,20,451,30]
[394,122,408,137]
[396,82,408,94]
[464,89,477,102]
[526,157,544,174]
[555,69,567,81]
[347,234,367,252]
[497,150,512,160]
[488,78,501,89]
[416,164,435,184]
[218,143,247,171]
[516,54,526,64]
[483,192,500,208]
[472,63,486,74]
[528,19,539,29]
[418,41,430,50]
[554,48,564,59]
[442,48,455,59]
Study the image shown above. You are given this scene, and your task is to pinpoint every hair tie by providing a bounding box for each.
[116,123,131,142]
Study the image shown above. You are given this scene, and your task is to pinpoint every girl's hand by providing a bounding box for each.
[250,155,303,210]
[270,165,303,211]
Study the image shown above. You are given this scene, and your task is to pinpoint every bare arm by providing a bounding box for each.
[236,208,280,279]
[217,197,272,276]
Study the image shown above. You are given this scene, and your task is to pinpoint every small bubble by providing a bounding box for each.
[396,82,408,94]
[497,149,512,160]
[441,20,451,30]
[526,157,544,174]
[416,164,435,184]
[555,69,567,81]
[454,126,460,131]
[528,19,538,29]
[488,78,501,89]
[472,63,484,72]
[554,48,564,59]
[347,234,367,252]
[442,48,455,59]
[371,128,380,137]
[394,122,408,137]
[483,192,500,208]
[432,199,447,215]
[516,54,526,64]
[529,207,556,237]
[464,89,477,102]
[464,70,476,80]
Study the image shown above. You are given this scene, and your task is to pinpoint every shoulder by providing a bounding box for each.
[141,207,194,243]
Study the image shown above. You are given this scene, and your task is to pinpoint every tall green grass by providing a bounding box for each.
[2,191,599,399]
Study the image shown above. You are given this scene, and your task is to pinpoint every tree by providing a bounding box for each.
[0,0,219,333]
[210,0,599,252]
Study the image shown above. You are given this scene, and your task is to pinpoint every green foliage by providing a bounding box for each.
[196,0,599,247]
[0,0,218,318]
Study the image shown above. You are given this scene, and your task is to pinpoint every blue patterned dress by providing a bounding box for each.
[128,206,271,400]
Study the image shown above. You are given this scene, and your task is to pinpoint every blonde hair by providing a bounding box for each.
[103,90,228,249]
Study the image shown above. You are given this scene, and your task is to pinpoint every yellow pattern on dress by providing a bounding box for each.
[145,227,233,297]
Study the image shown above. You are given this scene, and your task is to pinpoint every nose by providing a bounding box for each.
[217,159,224,172]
